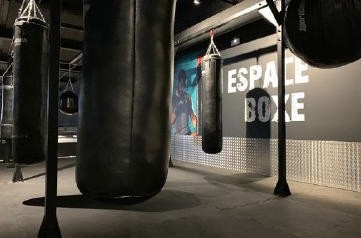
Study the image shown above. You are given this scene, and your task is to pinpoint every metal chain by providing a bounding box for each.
[205,30,221,56]
[65,64,74,92]
[18,0,45,22]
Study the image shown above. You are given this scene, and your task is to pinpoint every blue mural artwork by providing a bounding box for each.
[171,53,202,135]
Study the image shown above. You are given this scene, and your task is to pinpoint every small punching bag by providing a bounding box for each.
[59,78,78,115]
[12,1,48,164]
[201,31,222,154]
[284,0,361,68]
[1,75,14,139]
[77,0,176,199]
[59,91,78,115]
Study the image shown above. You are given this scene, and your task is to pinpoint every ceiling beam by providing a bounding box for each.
[175,0,267,51]
[220,0,239,5]
[61,22,83,31]
[61,38,82,52]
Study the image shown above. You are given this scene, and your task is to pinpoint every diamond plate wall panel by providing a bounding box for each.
[170,135,361,192]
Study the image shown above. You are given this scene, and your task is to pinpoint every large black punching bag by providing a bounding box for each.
[284,0,361,68]
[201,54,222,154]
[1,76,14,139]
[201,33,222,154]
[77,0,176,199]
[12,17,48,164]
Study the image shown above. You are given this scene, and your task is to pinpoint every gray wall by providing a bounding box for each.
[171,36,361,193]
[222,42,361,142]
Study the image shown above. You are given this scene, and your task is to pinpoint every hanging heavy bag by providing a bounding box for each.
[77,0,176,199]
[1,75,14,139]
[284,0,361,68]
[59,75,78,115]
[201,31,222,154]
[12,1,48,165]
[59,90,78,115]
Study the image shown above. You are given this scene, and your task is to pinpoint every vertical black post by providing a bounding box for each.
[38,0,62,237]
[274,0,291,197]
[12,164,23,182]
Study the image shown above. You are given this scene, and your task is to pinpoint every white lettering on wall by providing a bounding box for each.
[237,68,248,92]
[245,98,256,122]
[291,92,305,121]
[244,93,305,123]
[263,61,278,89]
[249,65,262,90]
[227,55,310,93]
[258,96,271,122]
[226,55,309,123]
[228,69,237,93]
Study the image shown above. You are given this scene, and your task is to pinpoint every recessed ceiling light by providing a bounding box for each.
[231,37,240,47]
[194,0,201,5]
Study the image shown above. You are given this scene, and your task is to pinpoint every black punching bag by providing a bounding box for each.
[284,0,361,68]
[1,76,14,139]
[77,0,176,199]
[59,90,78,115]
[13,17,48,164]
[201,54,222,154]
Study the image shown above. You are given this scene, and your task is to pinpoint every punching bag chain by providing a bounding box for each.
[205,30,221,57]
[18,0,45,23]
[65,65,74,92]
[1,62,13,79]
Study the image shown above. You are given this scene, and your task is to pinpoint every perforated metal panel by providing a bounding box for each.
[170,135,361,192]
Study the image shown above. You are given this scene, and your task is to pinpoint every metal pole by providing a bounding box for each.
[38,0,62,237]
[273,0,291,197]
[12,164,23,182]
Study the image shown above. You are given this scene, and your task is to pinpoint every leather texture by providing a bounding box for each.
[59,90,78,115]
[1,76,14,139]
[12,18,48,164]
[77,0,176,199]
[201,54,222,154]
[285,0,361,68]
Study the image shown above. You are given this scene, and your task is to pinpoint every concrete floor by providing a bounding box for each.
[1,158,361,238]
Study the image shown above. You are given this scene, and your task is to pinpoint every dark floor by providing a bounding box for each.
[1,158,361,238]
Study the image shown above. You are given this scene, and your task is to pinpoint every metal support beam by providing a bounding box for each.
[38,0,62,236]
[270,0,291,197]
[265,0,283,25]
[60,38,82,52]
[220,0,239,5]
[175,0,267,51]
[61,23,83,31]
[12,164,23,183]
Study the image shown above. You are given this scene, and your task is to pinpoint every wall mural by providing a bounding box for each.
[171,54,202,136]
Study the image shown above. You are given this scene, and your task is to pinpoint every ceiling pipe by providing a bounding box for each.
[175,0,271,51]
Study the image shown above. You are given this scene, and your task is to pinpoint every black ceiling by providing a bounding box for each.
[176,0,239,33]
[0,0,244,75]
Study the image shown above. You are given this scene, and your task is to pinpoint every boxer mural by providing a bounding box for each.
[171,55,202,136]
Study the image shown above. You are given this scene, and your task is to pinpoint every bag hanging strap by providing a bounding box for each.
[1,62,14,87]
[18,0,45,22]
[205,30,221,57]
[64,64,75,92]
